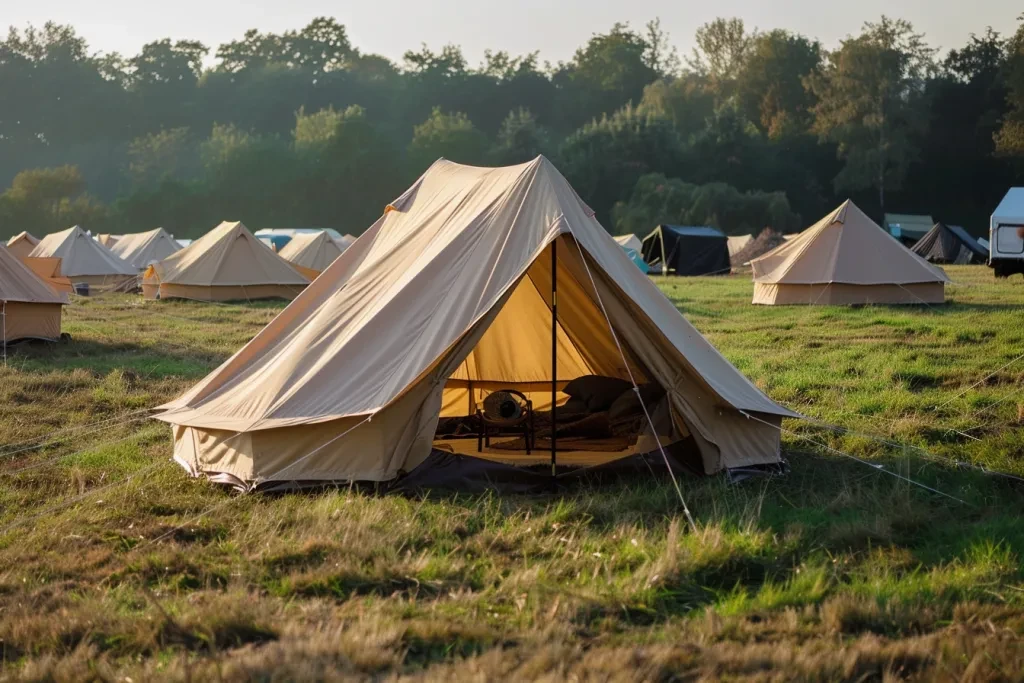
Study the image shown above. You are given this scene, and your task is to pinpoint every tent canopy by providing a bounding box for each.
[6,232,39,259]
[641,225,730,276]
[155,157,795,487]
[146,221,309,287]
[30,226,135,280]
[111,228,181,269]
[0,244,66,342]
[750,201,948,305]
[278,230,345,275]
[911,223,987,264]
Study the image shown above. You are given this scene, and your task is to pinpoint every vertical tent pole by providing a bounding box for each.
[550,237,557,490]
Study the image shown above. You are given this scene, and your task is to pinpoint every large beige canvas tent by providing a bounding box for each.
[278,230,345,279]
[154,157,796,490]
[142,221,309,302]
[30,226,136,289]
[111,228,181,270]
[749,201,949,305]
[1,245,67,342]
[6,232,39,259]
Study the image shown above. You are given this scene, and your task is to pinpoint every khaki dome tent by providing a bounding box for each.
[153,157,796,490]
[0,245,67,342]
[142,221,309,302]
[6,232,39,259]
[749,200,949,306]
[111,228,181,270]
[30,226,136,289]
[278,230,345,279]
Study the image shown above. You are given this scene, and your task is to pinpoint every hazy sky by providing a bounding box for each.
[5,0,1020,66]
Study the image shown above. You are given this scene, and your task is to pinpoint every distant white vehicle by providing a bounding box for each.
[989,189,1024,278]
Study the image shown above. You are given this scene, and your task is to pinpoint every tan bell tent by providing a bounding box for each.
[1,245,67,342]
[749,200,949,305]
[142,221,309,302]
[153,157,797,490]
[20,257,74,295]
[6,232,39,259]
[111,228,181,270]
[30,226,136,289]
[278,230,345,279]
[96,234,121,248]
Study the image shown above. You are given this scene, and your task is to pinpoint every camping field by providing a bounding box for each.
[2,265,1024,681]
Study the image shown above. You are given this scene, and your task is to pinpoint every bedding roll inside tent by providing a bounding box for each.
[153,157,797,490]
[6,232,39,259]
[142,221,309,301]
[1,245,67,342]
[30,226,136,289]
[111,228,181,269]
[278,230,345,279]
[749,201,949,305]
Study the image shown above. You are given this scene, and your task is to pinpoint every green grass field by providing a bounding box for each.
[2,265,1023,681]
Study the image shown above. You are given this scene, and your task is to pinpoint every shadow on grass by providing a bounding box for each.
[3,335,218,378]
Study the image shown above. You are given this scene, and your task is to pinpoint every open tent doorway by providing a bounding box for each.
[433,234,689,470]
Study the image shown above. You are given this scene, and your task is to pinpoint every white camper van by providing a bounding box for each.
[990,188,1024,278]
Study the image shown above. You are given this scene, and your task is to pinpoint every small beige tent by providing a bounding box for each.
[142,221,309,302]
[726,234,753,257]
[153,157,796,490]
[1,245,67,342]
[749,201,949,305]
[30,226,136,289]
[96,234,121,248]
[111,228,181,270]
[278,231,345,279]
[6,232,40,259]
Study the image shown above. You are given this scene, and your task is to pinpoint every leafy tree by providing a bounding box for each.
[639,75,715,141]
[736,30,822,138]
[807,17,935,215]
[0,165,108,234]
[612,172,800,236]
[490,108,550,164]
[200,123,256,171]
[553,24,659,131]
[688,18,753,97]
[408,108,490,171]
[293,106,346,153]
[127,127,198,188]
[558,105,686,225]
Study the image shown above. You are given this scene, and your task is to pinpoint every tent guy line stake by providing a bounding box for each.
[795,412,1024,485]
[1,409,153,460]
[739,410,970,505]
[567,230,698,533]
[931,350,1024,413]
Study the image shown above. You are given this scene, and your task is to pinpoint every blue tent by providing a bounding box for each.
[613,234,651,273]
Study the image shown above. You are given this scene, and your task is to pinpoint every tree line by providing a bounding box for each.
[1,15,1022,241]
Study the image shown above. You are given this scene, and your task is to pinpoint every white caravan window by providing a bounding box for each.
[996,224,1024,255]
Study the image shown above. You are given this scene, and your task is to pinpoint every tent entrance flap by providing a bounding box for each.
[434,235,682,468]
